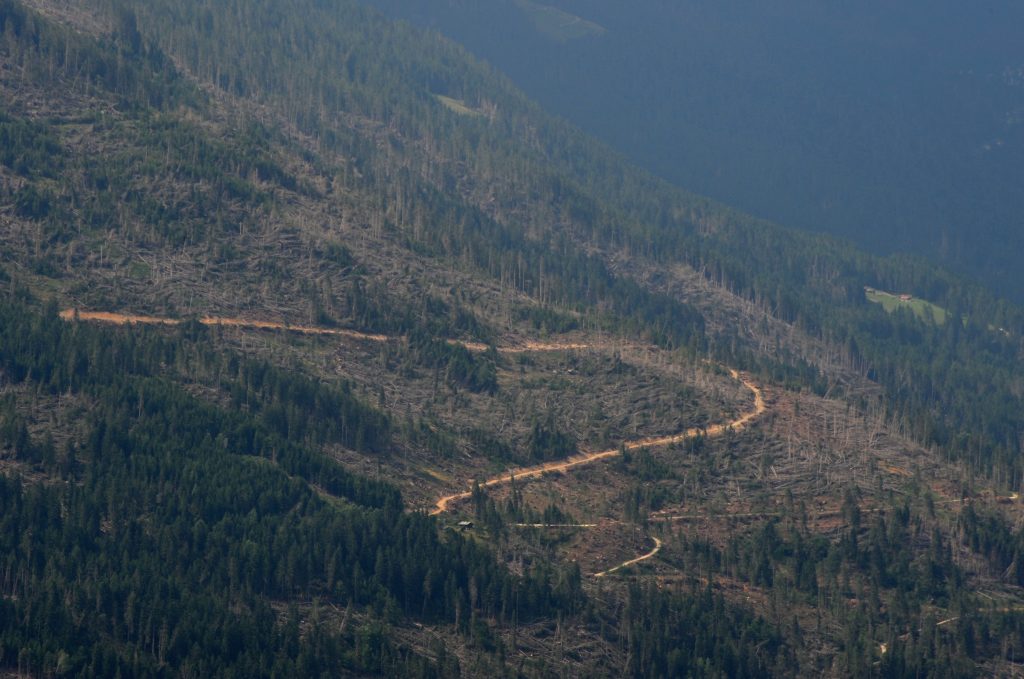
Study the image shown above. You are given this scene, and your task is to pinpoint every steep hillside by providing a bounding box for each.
[364,0,1024,302]
[2,0,1024,676]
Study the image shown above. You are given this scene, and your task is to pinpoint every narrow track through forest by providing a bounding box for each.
[428,368,765,515]
[60,309,768,578]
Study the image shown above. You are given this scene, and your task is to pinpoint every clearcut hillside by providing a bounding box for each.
[2,1,1024,676]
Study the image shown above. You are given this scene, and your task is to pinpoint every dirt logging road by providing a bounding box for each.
[62,310,1021,581]
[428,368,766,515]
[61,308,768,578]
[58,310,596,353]
[595,537,664,578]
[429,367,765,577]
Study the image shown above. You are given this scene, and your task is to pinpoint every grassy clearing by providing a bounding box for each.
[434,94,483,117]
[865,288,948,325]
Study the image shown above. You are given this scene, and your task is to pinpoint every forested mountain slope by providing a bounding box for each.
[2,0,1024,676]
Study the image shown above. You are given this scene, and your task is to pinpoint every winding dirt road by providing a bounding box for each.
[429,365,763,577]
[61,309,393,342]
[62,308,767,578]
[428,368,765,516]
[58,310,599,354]
[594,537,663,578]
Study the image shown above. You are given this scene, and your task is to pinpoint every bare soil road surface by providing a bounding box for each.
[62,308,768,579]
